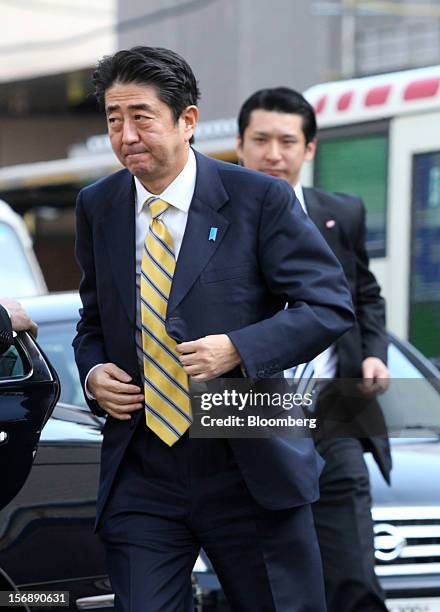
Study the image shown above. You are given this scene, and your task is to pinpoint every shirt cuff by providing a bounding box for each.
[284,367,296,387]
[1,305,16,338]
[85,363,103,400]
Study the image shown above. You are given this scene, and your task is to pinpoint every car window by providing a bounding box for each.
[0,222,40,297]
[36,321,86,408]
[380,342,440,436]
[388,343,425,379]
[0,342,31,380]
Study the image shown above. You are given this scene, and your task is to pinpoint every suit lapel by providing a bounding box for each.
[303,187,327,233]
[167,151,230,315]
[303,187,341,255]
[100,170,137,325]
[98,155,230,323]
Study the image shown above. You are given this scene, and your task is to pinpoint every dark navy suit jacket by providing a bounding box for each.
[305,187,391,482]
[73,151,354,526]
[0,305,13,354]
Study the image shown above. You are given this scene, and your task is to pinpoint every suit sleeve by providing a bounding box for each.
[228,179,355,378]
[72,190,108,416]
[352,200,388,364]
[0,304,13,354]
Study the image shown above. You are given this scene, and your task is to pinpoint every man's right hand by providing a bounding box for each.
[0,297,38,337]
[87,363,144,420]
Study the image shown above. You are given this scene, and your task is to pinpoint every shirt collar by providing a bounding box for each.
[135,147,197,215]
[293,182,307,215]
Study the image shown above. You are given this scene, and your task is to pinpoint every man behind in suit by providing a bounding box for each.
[236,87,391,612]
[73,47,355,611]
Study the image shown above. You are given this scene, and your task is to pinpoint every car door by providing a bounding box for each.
[0,332,60,509]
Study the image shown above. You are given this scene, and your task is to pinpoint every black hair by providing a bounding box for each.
[93,46,200,122]
[238,87,317,144]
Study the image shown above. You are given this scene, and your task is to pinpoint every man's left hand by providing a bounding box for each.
[176,334,242,381]
[359,357,390,395]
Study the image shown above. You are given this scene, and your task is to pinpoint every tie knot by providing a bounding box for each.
[147,197,169,219]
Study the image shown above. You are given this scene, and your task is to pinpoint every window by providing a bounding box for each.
[377,341,440,436]
[0,342,31,380]
[410,151,440,360]
[314,129,388,258]
[36,321,86,408]
[0,222,39,297]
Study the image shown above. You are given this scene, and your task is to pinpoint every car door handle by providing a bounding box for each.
[76,594,115,609]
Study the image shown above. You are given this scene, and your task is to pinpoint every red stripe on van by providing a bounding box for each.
[337,91,353,111]
[315,95,327,114]
[404,77,440,100]
[365,85,391,106]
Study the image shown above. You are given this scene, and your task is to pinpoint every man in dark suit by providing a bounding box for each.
[236,87,390,612]
[73,47,354,612]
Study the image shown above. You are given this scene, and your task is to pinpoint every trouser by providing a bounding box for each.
[98,420,326,612]
[313,438,388,612]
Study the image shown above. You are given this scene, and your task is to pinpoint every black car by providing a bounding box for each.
[0,292,439,612]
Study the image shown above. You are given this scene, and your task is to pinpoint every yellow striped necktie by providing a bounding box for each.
[140,197,192,446]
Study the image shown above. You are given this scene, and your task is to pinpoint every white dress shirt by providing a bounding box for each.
[287,183,338,380]
[85,148,197,396]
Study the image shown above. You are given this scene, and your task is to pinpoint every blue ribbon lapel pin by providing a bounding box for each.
[208,227,218,241]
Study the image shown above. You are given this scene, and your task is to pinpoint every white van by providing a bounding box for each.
[0,199,47,297]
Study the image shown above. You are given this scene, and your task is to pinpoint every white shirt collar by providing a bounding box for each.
[134,147,197,215]
[293,183,307,215]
